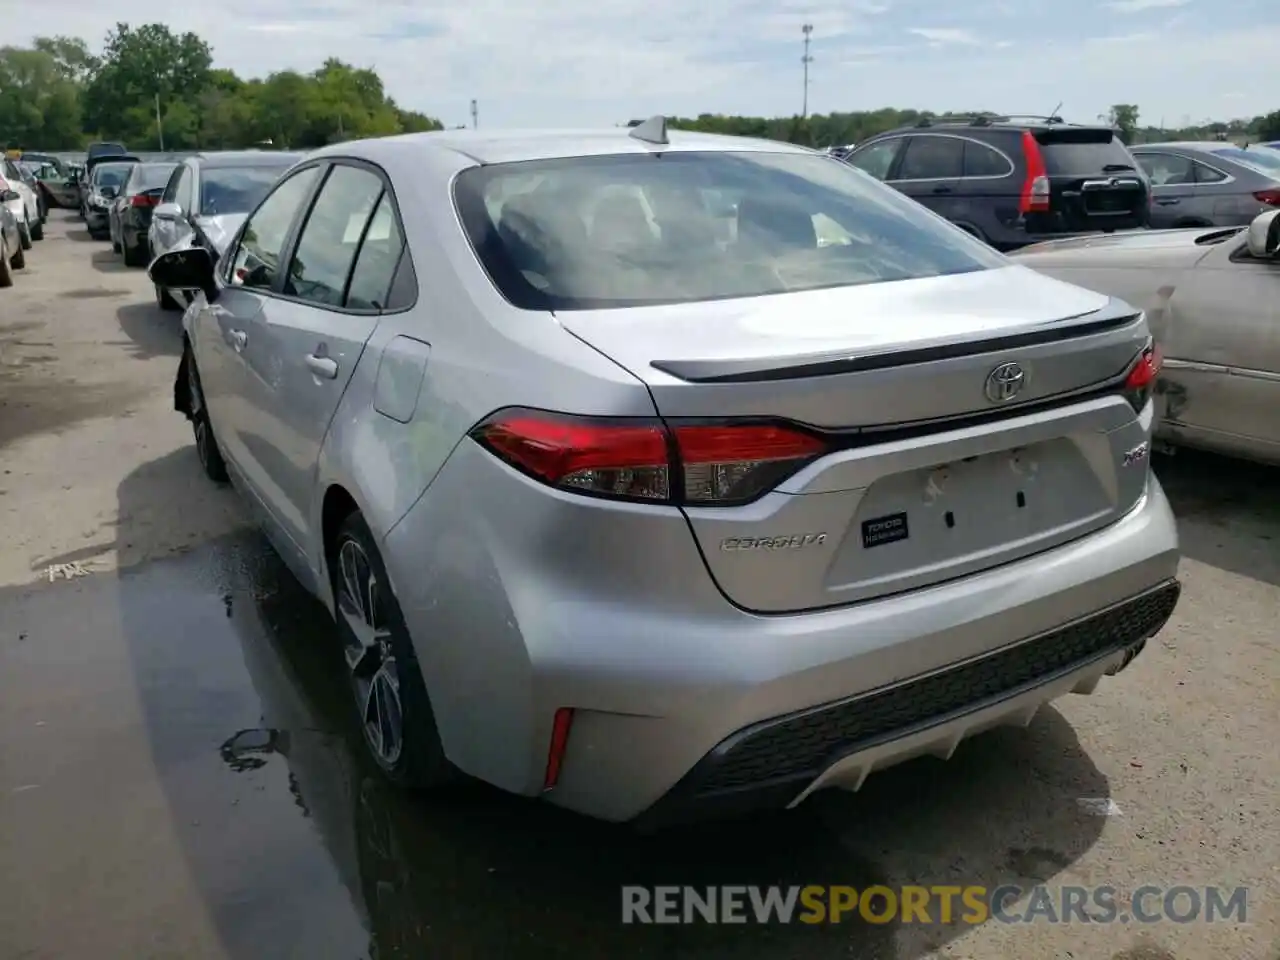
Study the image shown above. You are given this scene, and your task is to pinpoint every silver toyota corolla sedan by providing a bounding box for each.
[149,120,1181,825]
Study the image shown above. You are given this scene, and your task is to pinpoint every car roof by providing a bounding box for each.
[192,150,307,168]
[1134,141,1249,152]
[307,127,817,166]
[873,117,1117,138]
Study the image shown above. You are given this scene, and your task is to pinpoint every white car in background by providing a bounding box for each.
[1,156,43,249]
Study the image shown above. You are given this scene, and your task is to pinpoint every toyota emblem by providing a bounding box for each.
[984,362,1026,403]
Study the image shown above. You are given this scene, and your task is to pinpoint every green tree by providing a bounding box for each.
[1108,104,1140,144]
[82,22,213,143]
[1255,111,1280,141]
[0,45,84,147]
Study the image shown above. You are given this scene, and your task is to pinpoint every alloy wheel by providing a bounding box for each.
[337,538,404,767]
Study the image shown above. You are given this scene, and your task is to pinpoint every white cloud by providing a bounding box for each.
[908,27,981,45]
[1106,0,1190,11]
[1,0,1276,130]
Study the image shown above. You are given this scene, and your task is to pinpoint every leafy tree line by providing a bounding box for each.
[0,23,444,151]
[3,24,1277,153]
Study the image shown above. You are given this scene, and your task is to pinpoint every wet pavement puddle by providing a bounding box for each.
[0,532,1127,959]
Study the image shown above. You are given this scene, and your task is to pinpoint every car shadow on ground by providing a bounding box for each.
[115,301,183,360]
[1154,449,1280,588]
[62,222,96,243]
[80,447,1125,959]
[90,248,130,275]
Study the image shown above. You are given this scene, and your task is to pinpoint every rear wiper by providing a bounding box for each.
[1103,163,1135,172]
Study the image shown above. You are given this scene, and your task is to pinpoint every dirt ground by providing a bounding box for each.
[0,211,1277,960]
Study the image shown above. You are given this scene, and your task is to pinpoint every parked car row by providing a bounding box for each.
[840,116,1280,245]
[68,148,305,298]
[0,154,49,288]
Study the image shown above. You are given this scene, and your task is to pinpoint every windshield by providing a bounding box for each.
[200,166,291,216]
[453,150,1006,310]
[92,164,132,188]
[131,163,177,191]
[1210,146,1280,176]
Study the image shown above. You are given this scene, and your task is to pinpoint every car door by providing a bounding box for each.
[1135,151,1199,227]
[1158,238,1280,460]
[193,163,325,506]
[234,161,391,555]
[887,134,965,220]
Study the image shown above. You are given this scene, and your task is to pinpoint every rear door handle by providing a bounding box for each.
[1155,198,1180,206]
[931,185,953,194]
[228,329,247,352]
[306,353,339,379]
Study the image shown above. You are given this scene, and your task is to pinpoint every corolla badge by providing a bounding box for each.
[984,361,1026,403]
[720,533,828,552]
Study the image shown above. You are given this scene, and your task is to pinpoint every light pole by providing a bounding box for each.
[801,24,814,119]
[470,99,478,129]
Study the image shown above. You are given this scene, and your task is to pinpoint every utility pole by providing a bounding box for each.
[155,93,165,151]
[801,24,814,119]
[470,99,478,129]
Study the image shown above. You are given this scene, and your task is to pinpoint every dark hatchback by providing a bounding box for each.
[844,115,1151,250]
[111,161,178,265]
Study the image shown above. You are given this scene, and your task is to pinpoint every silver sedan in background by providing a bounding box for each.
[149,123,1180,824]
[1133,141,1280,228]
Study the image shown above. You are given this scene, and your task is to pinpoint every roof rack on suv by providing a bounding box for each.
[913,113,1072,130]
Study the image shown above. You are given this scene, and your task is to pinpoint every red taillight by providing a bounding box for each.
[470,410,829,506]
[1122,339,1163,412]
[1254,189,1280,207]
[542,707,575,791]
[1019,131,1050,214]
[130,194,157,207]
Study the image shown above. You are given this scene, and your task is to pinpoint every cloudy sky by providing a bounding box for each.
[6,0,1278,129]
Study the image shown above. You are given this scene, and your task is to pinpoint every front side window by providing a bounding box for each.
[1136,152,1195,186]
[282,164,385,307]
[847,138,902,181]
[230,165,322,290]
[453,150,1006,311]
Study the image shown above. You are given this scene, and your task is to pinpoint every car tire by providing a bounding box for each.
[155,283,182,312]
[18,220,31,251]
[10,241,25,271]
[182,346,230,484]
[30,218,42,241]
[0,237,12,288]
[330,509,455,790]
[111,235,120,253]
[123,240,147,267]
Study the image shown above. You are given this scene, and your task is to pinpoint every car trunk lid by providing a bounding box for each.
[558,266,1154,612]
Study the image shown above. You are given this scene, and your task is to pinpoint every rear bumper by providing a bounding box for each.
[385,440,1180,823]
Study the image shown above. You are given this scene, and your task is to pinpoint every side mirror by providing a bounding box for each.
[1245,209,1280,259]
[153,202,182,222]
[149,247,219,302]
[0,189,17,202]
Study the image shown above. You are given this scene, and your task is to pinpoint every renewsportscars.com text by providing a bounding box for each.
[621,884,1249,926]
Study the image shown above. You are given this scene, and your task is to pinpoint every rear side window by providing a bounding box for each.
[962,140,1013,177]
[453,150,1007,311]
[345,193,408,311]
[896,136,964,180]
[1036,131,1137,176]
[230,165,322,291]
[282,164,385,308]
[1193,162,1227,184]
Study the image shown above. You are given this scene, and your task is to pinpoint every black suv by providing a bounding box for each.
[843,115,1150,250]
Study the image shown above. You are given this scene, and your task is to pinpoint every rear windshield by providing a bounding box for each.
[92,164,132,187]
[199,165,292,216]
[453,150,1006,310]
[1037,131,1137,176]
[131,163,177,191]
[1208,147,1280,176]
